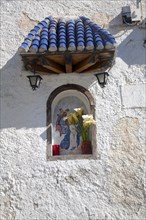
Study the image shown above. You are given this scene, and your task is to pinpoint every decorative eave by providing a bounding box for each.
[19,16,116,74]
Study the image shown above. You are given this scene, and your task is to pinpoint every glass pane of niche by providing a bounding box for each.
[52,90,91,156]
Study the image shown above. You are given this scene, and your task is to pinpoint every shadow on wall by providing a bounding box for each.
[0,51,48,130]
[0,51,97,132]
[109,14,123,30]
[117,27,146,66]
[109,15,145,66]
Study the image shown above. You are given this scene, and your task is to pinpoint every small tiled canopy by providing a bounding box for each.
[19,16,116,74]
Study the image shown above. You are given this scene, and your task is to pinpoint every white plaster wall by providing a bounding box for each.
[0,1,146,219]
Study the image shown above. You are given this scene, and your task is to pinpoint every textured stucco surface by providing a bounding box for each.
[0,1,146,220]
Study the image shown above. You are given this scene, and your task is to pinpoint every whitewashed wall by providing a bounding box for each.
[0,1,146,219]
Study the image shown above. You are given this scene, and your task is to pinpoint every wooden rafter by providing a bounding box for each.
[41,56,65,74]
[83,58,114,73]
[74,53,98,73]
[25,62,54,74]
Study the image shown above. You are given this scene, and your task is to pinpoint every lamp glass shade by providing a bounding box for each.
[27,75,42,90]
[104,73,109,84]
[97,73,105,83]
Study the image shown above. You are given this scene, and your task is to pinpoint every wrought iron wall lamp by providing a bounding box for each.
[27,61,43,90]
[95,72,109,88]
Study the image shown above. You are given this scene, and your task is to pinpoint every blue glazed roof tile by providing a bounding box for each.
[19,16,116,53]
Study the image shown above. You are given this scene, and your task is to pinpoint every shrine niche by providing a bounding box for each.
[19,16,116,74]
[53,95,88,155]
[47,84,96,159]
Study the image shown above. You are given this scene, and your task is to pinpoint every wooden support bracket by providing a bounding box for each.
[64,53,72,73]
[41,56,65,74]
[74,53,98,73]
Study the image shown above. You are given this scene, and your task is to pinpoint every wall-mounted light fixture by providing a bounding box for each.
[122,6,132,24]
[27,61,43,90]
[95,72,109,88]
[121,1,142,25]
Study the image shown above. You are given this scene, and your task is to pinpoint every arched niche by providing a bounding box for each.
[47,84,97,160]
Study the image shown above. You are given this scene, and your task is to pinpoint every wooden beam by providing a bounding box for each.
[64,53,72,73]
[83,58,114,73]
[41,57,65,74]
[74,54,98,73]
[72,54,90,65]
[35,64,55,74]
[46,55,65,66]
[25,62,55,74]
[82,50,115,73]
[42,64,64,74]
